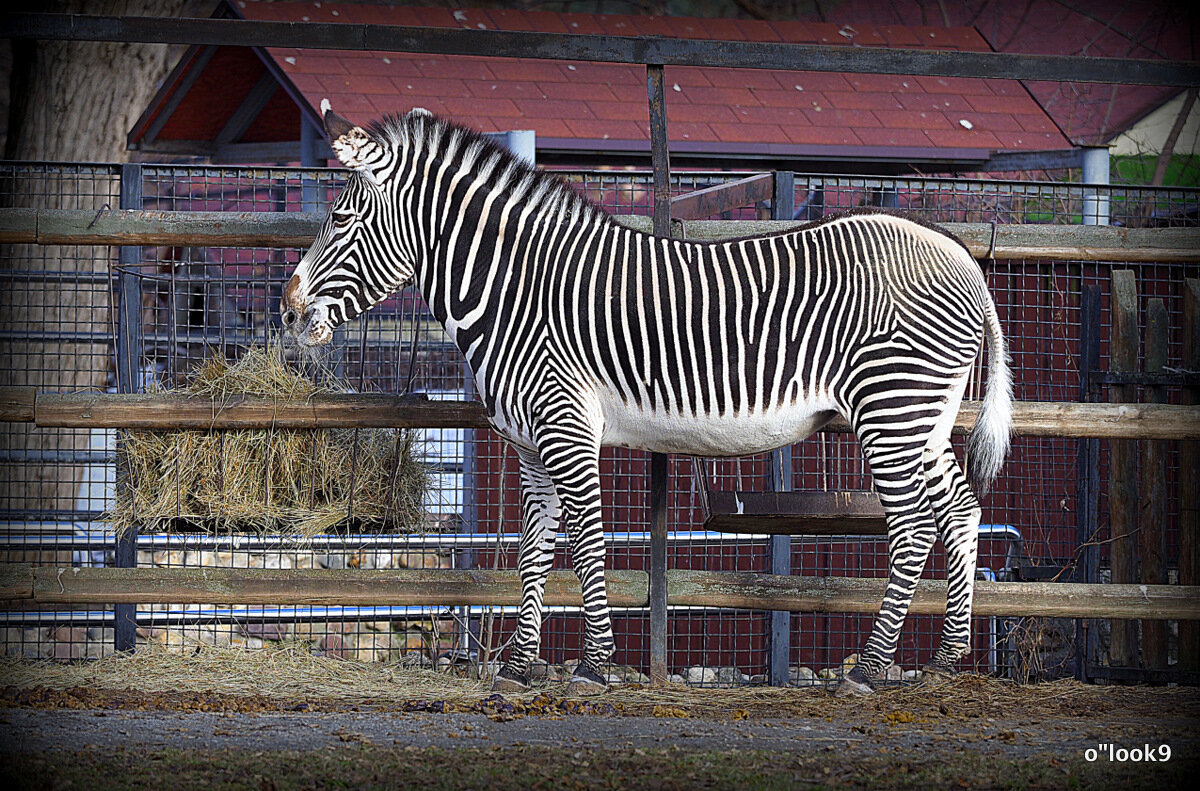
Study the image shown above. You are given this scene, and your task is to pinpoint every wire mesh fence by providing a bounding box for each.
[1,161,1195,685]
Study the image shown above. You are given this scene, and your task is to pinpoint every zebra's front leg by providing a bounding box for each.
[838,452,938,697]
[536,433,614,696]
[492,448,560,693]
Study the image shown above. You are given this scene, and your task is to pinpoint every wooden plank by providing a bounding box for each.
[7,13,1198,86]
[1108,270,1139,668]
[4,209,1200,262]
[665,570,1200,620]
[10,389,1200,439]
[32,392,492,430]
[31,567,649,607]
[670,173,774,221]
[0,563,34,600]
[22,564,1200,620]
[1140,298,1169,669]
[1182,278,1200,672]
[4,209,323,247]
[662,219,1200,262]
[0,208,38,243]
[705,490,887,535]
[0,386,35,423]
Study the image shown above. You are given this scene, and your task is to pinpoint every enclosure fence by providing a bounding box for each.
[2,161,1198,687]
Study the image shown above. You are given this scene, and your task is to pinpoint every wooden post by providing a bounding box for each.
[1181,278,1200,672]
[1140,298,1169,669]
[646,62,671,687]
[1108,270,1139,668]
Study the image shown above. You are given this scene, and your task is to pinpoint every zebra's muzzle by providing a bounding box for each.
[285,305,333,347]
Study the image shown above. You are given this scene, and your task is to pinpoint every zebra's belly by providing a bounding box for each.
[598,394,840,457]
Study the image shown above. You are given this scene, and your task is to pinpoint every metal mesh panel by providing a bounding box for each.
[1,162,1195,684]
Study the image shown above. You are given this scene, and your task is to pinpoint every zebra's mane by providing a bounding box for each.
[361,113,969,257]
[366,111,604,225]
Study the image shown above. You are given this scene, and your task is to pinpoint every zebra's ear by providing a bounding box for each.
[321,99,383,176]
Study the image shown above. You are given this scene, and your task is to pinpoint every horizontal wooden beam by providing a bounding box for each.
[0,386,35,423]
[10,565,1197,619]
[3,14,1197,86]
[30,391,491,430]
[29,567,650,608]
[666,570,1200,620]
[4,209,1198,262]
[0,208,322,247]
[5,388,1197,439]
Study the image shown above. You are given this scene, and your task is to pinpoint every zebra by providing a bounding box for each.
[283,101,1012,698]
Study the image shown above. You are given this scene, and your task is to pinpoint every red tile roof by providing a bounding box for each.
[140,0,1073,163]
[795,0,1193,145]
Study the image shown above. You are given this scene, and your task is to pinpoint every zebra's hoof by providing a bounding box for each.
[833,666,876,698]
[920,663,957,680]
[491,666,531,693]
[566,662,608,697]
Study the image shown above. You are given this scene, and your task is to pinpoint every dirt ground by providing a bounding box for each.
[0,652,1197,790]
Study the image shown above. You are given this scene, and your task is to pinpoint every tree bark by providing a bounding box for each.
[0,0,192,519]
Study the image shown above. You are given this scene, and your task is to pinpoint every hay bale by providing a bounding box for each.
[106,346,430,537]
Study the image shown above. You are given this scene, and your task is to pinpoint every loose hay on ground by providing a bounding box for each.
[106,346,430,538]
[3,645,1198,722]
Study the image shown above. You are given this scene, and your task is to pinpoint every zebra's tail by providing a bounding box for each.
[967,296,1013,497]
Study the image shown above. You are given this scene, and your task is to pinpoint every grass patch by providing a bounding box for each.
[2,744,1194,791]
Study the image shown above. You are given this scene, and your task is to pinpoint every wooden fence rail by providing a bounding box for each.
[3,565,1197,620]
[2,387,1197,439]
[3,208,1200,262]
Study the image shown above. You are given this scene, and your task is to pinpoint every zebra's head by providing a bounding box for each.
[283,101,417,347]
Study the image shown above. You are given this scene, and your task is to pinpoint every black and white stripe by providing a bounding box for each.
[284,106,1013,694]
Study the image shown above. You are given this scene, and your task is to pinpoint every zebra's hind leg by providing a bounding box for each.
[492,447,560,693]
[922,441,982,678]
[837,440,939,698]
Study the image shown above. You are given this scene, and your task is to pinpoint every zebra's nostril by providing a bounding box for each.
[282,309,298,328]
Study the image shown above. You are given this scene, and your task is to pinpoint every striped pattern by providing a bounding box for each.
[285,108,1013,690]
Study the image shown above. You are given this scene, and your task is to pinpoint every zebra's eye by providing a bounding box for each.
[332,211,354,229]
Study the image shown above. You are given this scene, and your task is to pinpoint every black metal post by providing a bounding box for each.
[113,163,143,653]
[1075,284,1102,682]
[646,63,670,686]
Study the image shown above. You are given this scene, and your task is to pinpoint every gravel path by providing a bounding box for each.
[3,706,1196,762]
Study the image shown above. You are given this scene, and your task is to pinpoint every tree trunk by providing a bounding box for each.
[1,0,192,521]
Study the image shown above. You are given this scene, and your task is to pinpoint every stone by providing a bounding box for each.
[903,669,920,681]
[885,664,903,682]
[242,623,289,641]
[263,554,295,570]
[318,553,347,570]
[52,641,84,662]
[684,666,717,685]
[668,674,685,685]
[749,674,767,685]
[840,653,859,674]
[716,667,749,686]
[789,666,818,687]
[817,667,840,680]
[352,632,399,663]
[228,635,265,651]
[49,626,87,644]
[83,640,115,660]
[316,634,350,659]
